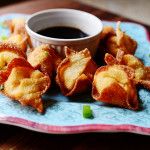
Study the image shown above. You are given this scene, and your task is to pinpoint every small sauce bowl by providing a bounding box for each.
[25,9,103,57]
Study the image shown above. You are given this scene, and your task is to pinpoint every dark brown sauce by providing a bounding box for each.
[37,26,88,39]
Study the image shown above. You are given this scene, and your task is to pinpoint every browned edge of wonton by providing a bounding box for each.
[0,42,26,58]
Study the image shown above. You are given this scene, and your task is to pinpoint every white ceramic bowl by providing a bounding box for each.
[25,9,103,57]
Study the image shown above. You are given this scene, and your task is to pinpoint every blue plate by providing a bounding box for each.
[0,13,150,135]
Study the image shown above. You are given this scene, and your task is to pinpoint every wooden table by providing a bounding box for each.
[0,0,150,149]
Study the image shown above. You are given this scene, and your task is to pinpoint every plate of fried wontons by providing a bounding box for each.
[0,13,150,135]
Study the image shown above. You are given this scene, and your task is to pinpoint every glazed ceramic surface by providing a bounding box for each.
[25,9,103,57]
[0,14,150,135]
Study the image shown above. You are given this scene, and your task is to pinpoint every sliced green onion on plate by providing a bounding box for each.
[83,105,94,119]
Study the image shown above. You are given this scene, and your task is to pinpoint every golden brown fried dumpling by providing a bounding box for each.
[116,22,137,54]
[92,65,139,110]
[122,54,145,80]
[6,34,28,53]
[0,57,32,84]
[106,22,137,56]
[1,58,50,113]
[0,42,25,71]
[122,54,150,89]
[8,18,26,35]
[105,50,150,89]
[0,42,26,84]
[56,47,97,96]
[28,45,62,78]
[5,18,30,49]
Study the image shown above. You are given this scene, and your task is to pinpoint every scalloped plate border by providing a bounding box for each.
[1,116,150,135]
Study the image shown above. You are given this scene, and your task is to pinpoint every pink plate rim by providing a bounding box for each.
[0,116,150,135]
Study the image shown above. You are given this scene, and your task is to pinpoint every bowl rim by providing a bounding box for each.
[25,8,103,42]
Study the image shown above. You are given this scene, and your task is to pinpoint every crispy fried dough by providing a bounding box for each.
[56,47,97,96]
[105,50,150,90]
[5,18,31,49]
[92,65,139,110]
[7,18,26,35]
[0,42,25,72]
[101,22,137,56]
[1,58,50,113]
[6,34,28,53]
[28,45,62,78]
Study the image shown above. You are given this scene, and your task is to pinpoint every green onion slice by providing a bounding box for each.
[83,105,93,119]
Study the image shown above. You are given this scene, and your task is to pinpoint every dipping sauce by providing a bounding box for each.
[37,26,88,39]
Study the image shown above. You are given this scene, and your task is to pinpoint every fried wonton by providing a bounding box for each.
[56,47,97,96]
[105,50,150,89]
[104,22,137,56]
[0,57,32,84]
[1,58,50,113]
[5,18,30,48]
[0,42,25,80]
[28,45,62,78]
[7,18,26,35]
[92,65,139,110]
[6,34,28,53]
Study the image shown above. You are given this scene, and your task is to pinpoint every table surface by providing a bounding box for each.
[0,0,150,149]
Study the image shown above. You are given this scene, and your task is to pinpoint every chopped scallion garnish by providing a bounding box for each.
[83,105,93,119]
